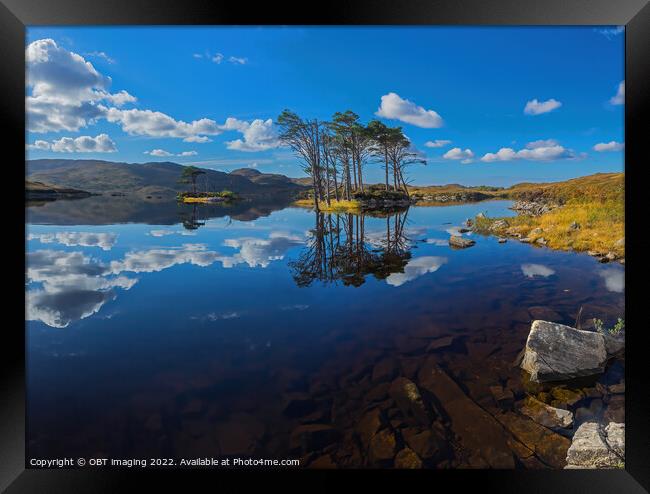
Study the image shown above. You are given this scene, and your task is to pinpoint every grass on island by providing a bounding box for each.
[473,173,624,257]
[177,190,239,204]
[293,198,361,212]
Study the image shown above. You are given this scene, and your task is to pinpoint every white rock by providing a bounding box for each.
[521,321,608,382]
[565,422,625,468]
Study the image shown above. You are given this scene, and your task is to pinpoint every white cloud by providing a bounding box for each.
[193,53,203,59]
[27,140,51,150]
[109,243,222,274]
[610,81,624,105]
[145,149,173,157]
[480,148,517,162]
[220,233,304,268]
[443,147,474,164]
[26,39,135,132]
[28,133,117,153]
[386,256,447,287]
[594,141,624,152]
[28,232,118,250]
[144,149,198,157]
[228,56,247,65]
[212,53,224,64]
[481,139,578,162]
[376,92,443,128]
[183,135,212,143]
[104,90,137,106]
[598,266,624,293]
[84,51,115,64]
[524,98,562,115]
[224,118,282,152]
[52,133,117,153]
[521,263,555,278]
[425,139,451,148]
[107,107,223,140]
[26,249,137,328]
[595,26,624,39]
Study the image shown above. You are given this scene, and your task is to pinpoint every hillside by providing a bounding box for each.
[471,173,625,259]
[26,159,305,199]
[26,180,91,200]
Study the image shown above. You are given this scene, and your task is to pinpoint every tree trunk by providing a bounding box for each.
[333,165,340,201]
[384,149,389,191]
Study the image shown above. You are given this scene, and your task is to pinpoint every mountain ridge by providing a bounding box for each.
[26,159,306,199]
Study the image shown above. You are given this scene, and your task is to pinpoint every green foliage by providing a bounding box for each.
[594,317,624,336]
[176,190,239,200]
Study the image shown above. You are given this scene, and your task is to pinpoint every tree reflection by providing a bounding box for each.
[290,209,412,287]
[180,204,206,231]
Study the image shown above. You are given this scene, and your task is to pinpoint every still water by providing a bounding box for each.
[26,199,624,468]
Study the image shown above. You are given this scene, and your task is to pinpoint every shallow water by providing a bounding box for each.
[26,199,625,468]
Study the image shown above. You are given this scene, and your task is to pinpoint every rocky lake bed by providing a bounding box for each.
[26,198,625,469]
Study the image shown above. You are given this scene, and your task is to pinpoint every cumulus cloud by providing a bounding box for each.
[145,149,173,157]
[26,249,137,328]
[376,92,443,128]
[144,149,198,157]
[481,139,578,162]
[220,233,304,268]
[27,140,51,150]
[109,243,222,274]
[228,56,248,65]
[521,263,556,278]
[107,107,223,140]
[224,118,282,152]
[386,256,447,287]
[425,139,451,148]
[28,232,118,250]
[609,81,624,105]
[442,147,474,164]
[26,39,135,132]
[524,98,562,115]
[594,141,624,152]
[598,266,624,293]
[212,53,224,64]
[183,135,212,143]
[27,134,117,153]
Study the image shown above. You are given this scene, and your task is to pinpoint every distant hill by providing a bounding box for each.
[26,159,306,199]
[26,180,91,201]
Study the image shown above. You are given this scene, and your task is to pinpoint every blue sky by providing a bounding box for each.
[26,26,624,186]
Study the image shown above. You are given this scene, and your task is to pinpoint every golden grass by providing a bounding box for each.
[292,198,361,213]
[182,197,221,204]
[475,198,624,257]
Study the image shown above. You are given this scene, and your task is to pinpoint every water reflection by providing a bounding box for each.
[290,209,416,287]
[521,263,556,279]
[27,232,118,250]
[598,266,625,293]
[26,250,137,328]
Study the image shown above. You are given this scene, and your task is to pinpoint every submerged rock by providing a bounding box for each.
[449,235,476,248]
[495,412,571,468]
[521,320,620,383]
[401,428,444,461]
[417,359,515,468]
[518,396,573,429]
[290,424,340,453]
[369,428,397,464]
[394,447,422,469]
[565,422,624,469]
[388,377,430,427]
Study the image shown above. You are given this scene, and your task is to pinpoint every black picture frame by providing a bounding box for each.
[3,0,648,491]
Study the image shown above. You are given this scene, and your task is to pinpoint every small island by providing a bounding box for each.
[176,166,241,204]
